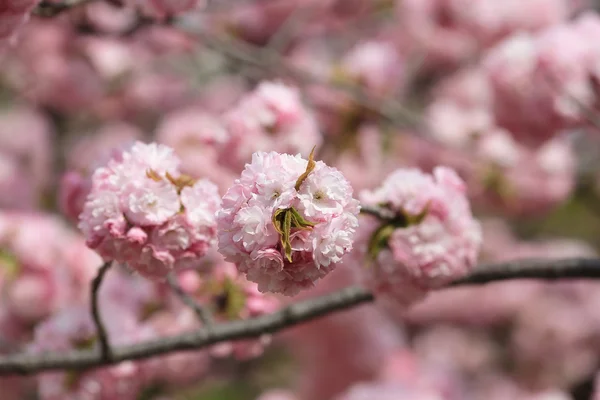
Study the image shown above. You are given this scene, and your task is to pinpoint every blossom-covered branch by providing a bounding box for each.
[0,257,599,376]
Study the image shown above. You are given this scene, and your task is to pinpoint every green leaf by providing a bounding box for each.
[73,336,97,351]
[64,371,81,390]
[282,209,293,262]
[366,213,414,261]
[289,207,315,229]
[367,223,396,261]
[225,278,247,320]
[272,208,287,236]
[272,207,316,263]
[0,249,19,279]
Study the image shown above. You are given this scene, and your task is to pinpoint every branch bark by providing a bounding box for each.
[33,0,99,17]
[91,262,113,361]
[0,258,600,375]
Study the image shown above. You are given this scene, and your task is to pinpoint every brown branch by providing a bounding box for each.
[0,285,373,375]
[0,258,599,375]
[33,0,99,17]
[166,273,213,326]
[91,262,113,361]
[451,257,600,285]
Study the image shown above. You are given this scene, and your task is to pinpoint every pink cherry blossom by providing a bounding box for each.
[483,12,600,145]
[334,382,444,400]
[338,40,405,98]
[79,141,222,279]
[358,166,482,307]
[217,151,359,295]
[220,81,323,169]
[0,212,101,329]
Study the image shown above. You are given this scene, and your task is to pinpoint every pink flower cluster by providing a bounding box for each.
[221,81,323,170]
[483,12,600,145]
[0,107,53,210]
[0,0,38,44]
[217,151,360,295]
[396,0,572,68]
[358,166,482,307]
[79,141,222,279]
[0,212,100,340]
[337,40,405,98]
[59,122,142,222]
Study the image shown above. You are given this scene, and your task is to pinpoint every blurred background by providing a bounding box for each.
[3,0,600,399]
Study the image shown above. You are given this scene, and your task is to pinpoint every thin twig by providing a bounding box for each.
[0,258,600,375]
[167,273,213,327]
[33,0,99,17]
[266,5,314,52]
[359,206,396,221]
[91,262,113,361]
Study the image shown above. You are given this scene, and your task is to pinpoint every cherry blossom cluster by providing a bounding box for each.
[221,81,323,170]
[396,0,574,68]
[483,11,600,145]
[79,141,222,279]
[217,150,360,295]
[0,107,53,210]
[358,166,482,307]
[0,212,101,346]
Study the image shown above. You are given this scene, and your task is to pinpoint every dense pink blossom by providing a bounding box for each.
[79,141,222,279]
[59,123,142,222]
[396,0,572,68]
[256,390,300,400]
[221,81,323,169]
[358,166,482,307]
[0,212,100,329]
[0,107,53,210]
[338,40,405,98]
[334,382,444,400]
[217,151,359,295]
[483,12,600,145]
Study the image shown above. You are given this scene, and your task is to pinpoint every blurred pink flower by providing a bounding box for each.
[358,166,482,307]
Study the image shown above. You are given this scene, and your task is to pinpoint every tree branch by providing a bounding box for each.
[0,285,373,375]
[0,258,599,375]
[91,262,113,361]
[166,273,213,326]
[33,0,99,17]
[451,257,600,285]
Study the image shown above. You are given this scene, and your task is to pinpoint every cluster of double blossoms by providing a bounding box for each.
[80,140,482,305]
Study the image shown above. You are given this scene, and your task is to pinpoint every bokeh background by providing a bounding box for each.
[3,0,600,399]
